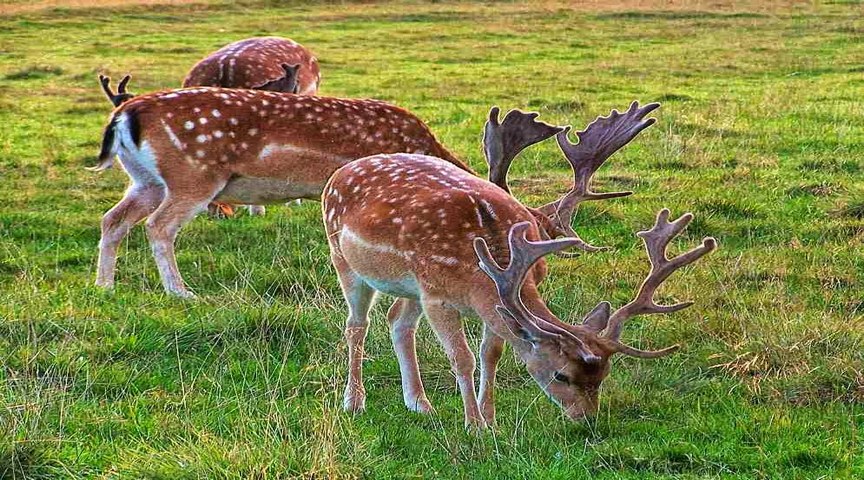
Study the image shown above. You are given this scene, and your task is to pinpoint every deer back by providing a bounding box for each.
[324,153,547,300]
[107,88,467,186]
[183,37,321,94]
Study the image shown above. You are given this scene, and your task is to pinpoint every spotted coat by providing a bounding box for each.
[184,37,321,94]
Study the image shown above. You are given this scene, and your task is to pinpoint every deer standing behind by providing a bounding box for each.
[185,36,321,217]
[184,36,321,95]
[98,36,320,217]
[322,103,717,428]
[93,87,471,297]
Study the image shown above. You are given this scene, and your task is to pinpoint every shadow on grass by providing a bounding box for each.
[4,65,63,80]
[0,443,53,480]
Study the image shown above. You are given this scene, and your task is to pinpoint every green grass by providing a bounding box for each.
[1,0,863,477]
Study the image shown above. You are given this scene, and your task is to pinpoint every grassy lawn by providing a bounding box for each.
[1,0,863,477]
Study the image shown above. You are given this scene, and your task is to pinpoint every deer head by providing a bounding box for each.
[99,74,135,107]
[475,209,716,419]
[250,63,301,93]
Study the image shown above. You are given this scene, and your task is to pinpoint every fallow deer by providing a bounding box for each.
[322,105,716,428]
[184,37,321,217]
[184,37,321,95]
[93,87,470,297]
[94,66,300,172]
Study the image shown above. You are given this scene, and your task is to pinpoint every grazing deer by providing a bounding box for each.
[322,104,716,428]
[185,37,321,217]
[93,87,469,297]
[184,37,321,95]
[94,66,300,173]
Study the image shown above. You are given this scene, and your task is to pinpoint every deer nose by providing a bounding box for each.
[564,406,589,421]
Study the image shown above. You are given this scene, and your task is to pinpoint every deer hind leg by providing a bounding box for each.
[246,205,266,216]
[423,299,486,430]
[333,261,376,413]
[145,183,223,298]
[96,183,165,289]
[387,298,432,414]
[478,323,505,425]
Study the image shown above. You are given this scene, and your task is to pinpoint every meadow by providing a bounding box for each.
[1,0,863,478]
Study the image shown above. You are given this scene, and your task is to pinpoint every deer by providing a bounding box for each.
[184,37,321,95]
[92,87,478,298]
[321,103,717,429]
[184,36,321,217]
[99,66,302,218]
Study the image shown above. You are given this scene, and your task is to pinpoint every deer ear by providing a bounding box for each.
[281,63,300,76]
[580,301,611,333]
[281,63,301,93]
[495,305,537,345]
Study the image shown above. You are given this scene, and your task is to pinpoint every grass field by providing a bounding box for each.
[1,0,863,478]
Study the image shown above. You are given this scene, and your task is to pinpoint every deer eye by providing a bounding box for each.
[553,371,571,384]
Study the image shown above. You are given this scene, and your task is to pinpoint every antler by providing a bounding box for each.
[482,107,564,193]
[597,209,717,357]
[536,101,660,252]
[99,74,134,107]
[474,222,601,361]
[252,63,301,93]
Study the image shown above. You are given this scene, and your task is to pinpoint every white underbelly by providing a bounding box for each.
[216,176,320,204]
[361,275,421,299]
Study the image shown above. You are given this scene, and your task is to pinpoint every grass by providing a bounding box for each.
[1,0,863,477]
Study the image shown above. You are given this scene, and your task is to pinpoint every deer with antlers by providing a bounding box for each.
[322,102,716,427]
[92,86,474,297]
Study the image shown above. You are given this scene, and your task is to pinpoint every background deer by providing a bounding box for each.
[93,87,470,297]
[184,37,322,217]
[322,104,716,428]
[184,37,321,95]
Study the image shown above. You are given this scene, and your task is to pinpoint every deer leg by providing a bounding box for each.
[145,186,220,298]
[478,323,505,425]
[387,298,432,414]
[246,205,266,216]
[96,184,165,288]
[423,299,485,430]
[333,261,376,413]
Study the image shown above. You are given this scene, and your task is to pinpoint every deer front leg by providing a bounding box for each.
[333,259,375,413]
[423,300,486,430]
[478,323,505,425]
[387,298,432,414]
[96,184,164,288]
